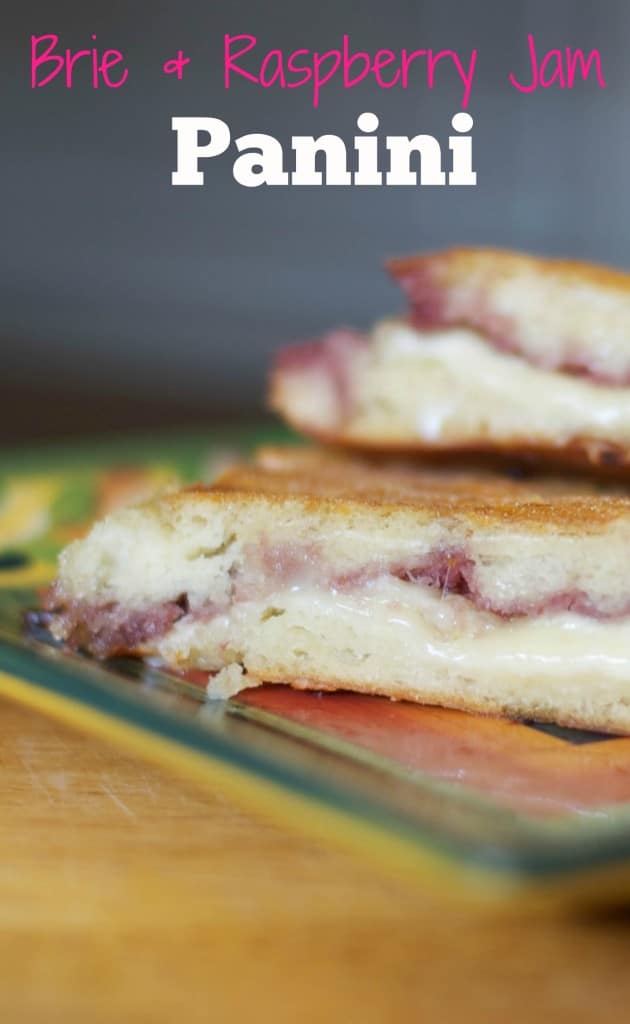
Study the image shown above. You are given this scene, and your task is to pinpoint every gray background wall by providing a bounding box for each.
[2,1,627,440]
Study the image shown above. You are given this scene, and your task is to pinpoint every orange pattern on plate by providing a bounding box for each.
[237,686,630,817]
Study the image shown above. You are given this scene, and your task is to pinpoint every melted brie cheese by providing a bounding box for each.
[157,577,630,730]
[347,319,630,446]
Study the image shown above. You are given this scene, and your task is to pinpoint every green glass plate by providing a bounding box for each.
[3,427,630,907]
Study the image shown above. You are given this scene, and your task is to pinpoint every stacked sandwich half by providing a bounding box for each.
[46,249,630,732]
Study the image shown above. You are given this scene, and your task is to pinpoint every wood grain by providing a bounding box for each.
[0,693,629,1023]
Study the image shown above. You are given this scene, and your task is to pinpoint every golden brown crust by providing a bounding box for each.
[252,443,630,489]
[170,450,630,532]
[387,247,630,295]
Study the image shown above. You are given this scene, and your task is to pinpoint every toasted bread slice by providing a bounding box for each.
[269,317,630,472]
[45,453,630,733]
[388,248,630,384]
[253,444,628,494]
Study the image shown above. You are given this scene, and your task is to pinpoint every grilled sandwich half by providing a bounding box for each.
[45,450,630,733]
[270,249,630,472]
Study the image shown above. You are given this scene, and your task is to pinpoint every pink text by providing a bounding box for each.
[224,34,478,108]
[510,33,606,93]
[31,34,128,89]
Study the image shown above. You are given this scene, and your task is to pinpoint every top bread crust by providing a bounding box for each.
[387,247,630,296]
[169,450,630,534]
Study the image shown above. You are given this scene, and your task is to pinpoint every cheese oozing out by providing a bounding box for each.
[157,576,630,731]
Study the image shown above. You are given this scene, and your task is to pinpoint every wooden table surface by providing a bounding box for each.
[1,693,628,1023]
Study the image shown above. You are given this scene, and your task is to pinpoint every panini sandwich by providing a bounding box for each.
[270,249,630,471]
[44,452,630,733]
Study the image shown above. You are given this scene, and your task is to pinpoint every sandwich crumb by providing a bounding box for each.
[206,662,260,701]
